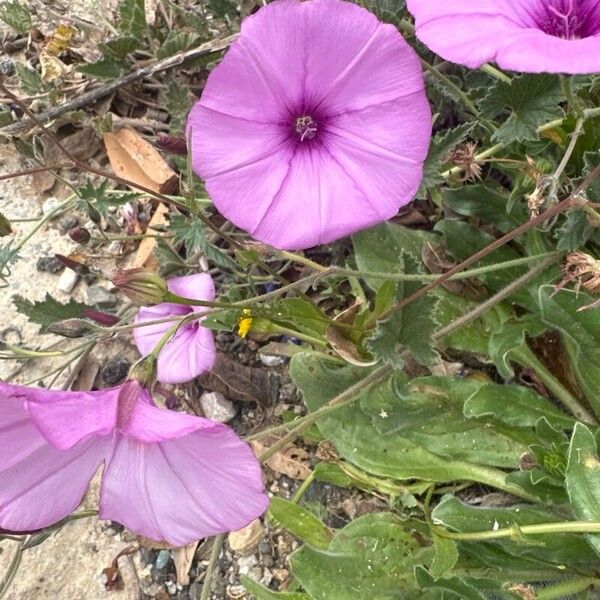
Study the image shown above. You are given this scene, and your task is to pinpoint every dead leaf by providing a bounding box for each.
[70,356,101,391]
[132,202,169,268]
[421,242,487,301]
[251,437,311,480]
[173,541,198,586]
[103,128,179,194]
[31,168,56,193]
[101,545,137,592]
[326,301,377,367]
[45,24,76,55]
[198,352,278,406]
[228,519,265,554]
[40,52,68,82]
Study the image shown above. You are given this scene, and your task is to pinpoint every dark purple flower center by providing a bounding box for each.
[295,115,318,141]
[535,0,600,39]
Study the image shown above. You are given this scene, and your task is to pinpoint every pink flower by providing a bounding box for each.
[0,380,268,546]
[407,0,600,74]
[134,273,217,384]
[187,0,431,250]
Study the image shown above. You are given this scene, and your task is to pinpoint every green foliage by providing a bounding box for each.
[168,214,237,270]
[15,63,45,96]
[480,74,563,143]
[76,180,136,218]
[0,0,31,33]
[269,498,333,550]
[13,294,88,331]
[118,0,147,38]
[78,56,123,80]
[242,577,309,600]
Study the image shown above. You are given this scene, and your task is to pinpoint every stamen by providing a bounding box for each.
[295,116,317,141]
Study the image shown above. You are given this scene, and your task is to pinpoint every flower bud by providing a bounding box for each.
[55,254,89,274]
[156,135,188,156]
[83,308,120,327]
[47,318,102,338]
[128,355,158,388]
[0,211,12,237]
[68,226,91,245]
[112,268,168,306]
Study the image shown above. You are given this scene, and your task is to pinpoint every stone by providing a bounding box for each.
[58,214,79,234]
[100,357,131,386]
[41,197,61,216]
[36,256,63,273]
[85,284,117,308]
[200,391,237,423]
[228,519,265,555]
[259,353,285,367]
[236,554,257,576]
[188,582,203,600]
[57,268,79,293]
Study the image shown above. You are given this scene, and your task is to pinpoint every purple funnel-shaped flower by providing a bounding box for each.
[187,0,431,250]
[134,273,217,384]
[0,380,268,547]
[407,0,600,74]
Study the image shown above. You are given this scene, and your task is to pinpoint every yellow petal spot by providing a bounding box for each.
[237,309,253,338]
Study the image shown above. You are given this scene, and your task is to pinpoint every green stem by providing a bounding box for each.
[291,471,315,503]
[437,520,600,541]
[0,543,22,599]
[511,345,596,424]
[536,577,598,600]
[480,63,512,84]
[199,534,225,600]
[420,59,480,117]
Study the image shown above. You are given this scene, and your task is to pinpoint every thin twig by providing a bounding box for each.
[0,35,237,136]
[199,534,225,600]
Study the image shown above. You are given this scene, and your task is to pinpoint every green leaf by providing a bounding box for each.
[0,0,31,33]
[429,534,458,580]
[432,496,596,569]
[15,63,44,95]
[241,576,308,600]
[442,184,527,233]
[77,180,136,217]
[464,382,574,429]
[488,315,547,379]
[268,498,333,550]
[290,513,428,600]
[480,74,563,143]
[414,567,486,600]
[537,285,600,417]
[291,354,526,480]
[566,423,600,558]
[166,81,192,133]
[417,122,475,197]
[365,252,438,368]
[168,214,237,270]
[156,31,202,59]
[118,0,147,37]
[555,209,594,251]
[78,56,123,80]
[360,375,532,468]
[13,294,88,331]
[100,36,138,60]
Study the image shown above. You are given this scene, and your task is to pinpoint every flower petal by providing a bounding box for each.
[0,381,117,449]
[0,395,109,531]
[407,0,527,69]
[133,303,189,357]
[100,428,268,546]
[153,324,217,384]
[165,272,216,314]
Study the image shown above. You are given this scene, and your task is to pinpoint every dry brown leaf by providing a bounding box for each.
[228,519,265,554]
[132,202,169,268]
[103,128,179,194]
[198,352,278,406]
[173,541,198,586]
[251,438,311,480]
[70,356,101,391]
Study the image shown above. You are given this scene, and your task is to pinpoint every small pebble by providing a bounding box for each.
[101,357,131,386]
[200,391,237,423]
[41,197,61,216]
[259,353,285,367]
[237,555,257,576]
[58,215,79,234]
[85,284,117,308]
[188,582,203,600]
[57,268,79,293]
[36,256,63,273]
[155,549,171,570]
[165,580,177,595]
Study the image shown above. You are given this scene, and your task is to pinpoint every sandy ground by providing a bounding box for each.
[0,1,146,598]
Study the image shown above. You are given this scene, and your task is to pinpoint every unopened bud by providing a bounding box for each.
[83,308,120,326]
[0,211,12,237]
[47,318,102,338]
[128,355,157,388]
[55,254,89,274]
[68,226,91,245]
[112,268,168,306]
[156,135,188,156]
